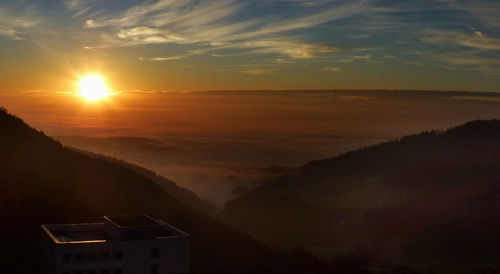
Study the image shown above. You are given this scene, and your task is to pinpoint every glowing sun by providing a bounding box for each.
[78,75,111,101]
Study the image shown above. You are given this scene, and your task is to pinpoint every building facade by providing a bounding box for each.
[41,215,190,274]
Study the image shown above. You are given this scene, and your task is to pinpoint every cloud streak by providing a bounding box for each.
[82,0,373,59]
[422,29,500,51]
[0,5,41,39]
[1,0,500,91]
[434,0,500,28]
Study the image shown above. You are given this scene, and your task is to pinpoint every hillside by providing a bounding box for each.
[219,120,500,272]
[67,146,217,216]
[0,107,358,274]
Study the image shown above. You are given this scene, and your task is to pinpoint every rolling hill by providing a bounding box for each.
[0,107,357,274]
[66,146,218,216]
[219,120,500,273]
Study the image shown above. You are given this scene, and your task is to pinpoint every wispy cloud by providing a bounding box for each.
[465,2,500,28]
[149,55,186,62]
[1,0,499,91]
[82,0,374,59]
[0,5,41,39]
[339,55,372,63]
[417,25,500,75]
[325,67,341,72]
[241,69,275,74]
[239,40,338,59]
[433,0,500,28]
[65,0,95,17]
[424,50,500,76]
[422,29,500,51]
[440,55,500,66]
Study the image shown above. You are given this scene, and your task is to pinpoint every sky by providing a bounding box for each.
[0,0,500,92]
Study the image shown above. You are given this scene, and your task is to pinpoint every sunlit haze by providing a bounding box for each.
[78,75,111,101]
[2,89,500,203]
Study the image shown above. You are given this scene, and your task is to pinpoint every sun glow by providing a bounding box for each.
[78,75,111,101]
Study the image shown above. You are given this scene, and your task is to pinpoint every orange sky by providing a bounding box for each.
[2,89,500,140]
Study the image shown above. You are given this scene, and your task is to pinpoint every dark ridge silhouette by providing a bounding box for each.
[68,146,217,216]
[304,120,500,182]
[220,120,500,273]
[0,107,368,274]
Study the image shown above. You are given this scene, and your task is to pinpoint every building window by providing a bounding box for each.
[75,253,83,263]
[151,248,159,259]
[102,252,110,261]
[89,252,97,261]
[151,264,159,274]
[62,254,70,263]
[114,268,122,274]
[114,251,122,261]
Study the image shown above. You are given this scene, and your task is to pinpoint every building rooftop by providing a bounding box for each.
[42,224,111,244]
[49,225,111,243]
[105,215,159,228]
[42,215,188,244]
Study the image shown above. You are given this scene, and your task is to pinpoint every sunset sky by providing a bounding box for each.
[1,0,500,203]
[2,2,500,273]
[1,0,500,92]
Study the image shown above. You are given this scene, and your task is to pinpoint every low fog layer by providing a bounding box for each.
[2,90,500,205]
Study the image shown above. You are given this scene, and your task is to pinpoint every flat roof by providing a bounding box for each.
[105,215,159,228]
[42,216,188,244]
[51,227,111,243]
[42,224,110,244]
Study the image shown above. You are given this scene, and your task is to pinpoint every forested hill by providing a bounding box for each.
[67,146,217,216]
[220,120,500,273]
[304,120,500,182]
[0,107,346,274]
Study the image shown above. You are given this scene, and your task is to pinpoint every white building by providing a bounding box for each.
[41,215,190,274]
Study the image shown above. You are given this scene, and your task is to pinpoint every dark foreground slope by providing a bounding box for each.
[0,108,348,274]
[67,147,218,216]
[220,120,500,272]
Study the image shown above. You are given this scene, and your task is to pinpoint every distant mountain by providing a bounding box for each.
[56,135,177,154]
[219,120,500,272]
[0,107,356,274]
